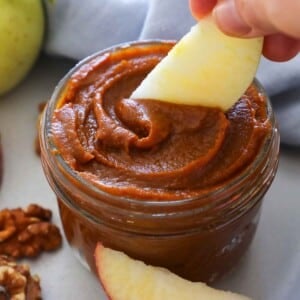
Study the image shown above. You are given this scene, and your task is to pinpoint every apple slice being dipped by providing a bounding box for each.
[95,243,251,300]
[131,17,262,111]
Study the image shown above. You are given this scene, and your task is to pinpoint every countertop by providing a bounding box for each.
[0,56,299,300]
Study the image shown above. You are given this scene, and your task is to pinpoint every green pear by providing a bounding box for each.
[0,0,44,95]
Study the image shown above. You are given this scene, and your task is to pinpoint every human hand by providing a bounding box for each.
[189,0,300,61]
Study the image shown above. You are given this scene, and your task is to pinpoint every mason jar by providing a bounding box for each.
[39,41,280,283]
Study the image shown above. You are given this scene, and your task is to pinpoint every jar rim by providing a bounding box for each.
[40,40,278,212]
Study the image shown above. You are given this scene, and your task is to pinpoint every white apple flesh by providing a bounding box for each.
[95,243,251,300]
[131,17,263,111]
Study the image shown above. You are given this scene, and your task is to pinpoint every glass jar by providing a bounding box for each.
[39,41,280,283]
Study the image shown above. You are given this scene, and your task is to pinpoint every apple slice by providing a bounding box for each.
[95,243,251,300]
[131,17,262,111]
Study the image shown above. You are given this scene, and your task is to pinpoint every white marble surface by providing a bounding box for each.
[0,56,299,300]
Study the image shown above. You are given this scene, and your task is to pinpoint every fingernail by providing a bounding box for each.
[213,0,251,36]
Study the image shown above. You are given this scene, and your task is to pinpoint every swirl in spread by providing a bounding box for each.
[51,43,270,200]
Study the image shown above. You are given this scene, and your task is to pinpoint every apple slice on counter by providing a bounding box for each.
[95,243,251,300]
[131,17,262,111]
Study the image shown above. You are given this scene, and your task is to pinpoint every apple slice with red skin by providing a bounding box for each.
[94,243,251,300]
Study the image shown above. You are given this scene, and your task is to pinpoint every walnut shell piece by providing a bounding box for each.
[0,256,41,300]
[0,134,3,187]
[0,204,62,259]
[35,102,47,156]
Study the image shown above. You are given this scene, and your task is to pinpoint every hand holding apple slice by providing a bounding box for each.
[131,17,262,111]
[95,243,251,300]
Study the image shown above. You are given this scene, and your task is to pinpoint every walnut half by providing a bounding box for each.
[0,204,62,259]
[0,256,41,300]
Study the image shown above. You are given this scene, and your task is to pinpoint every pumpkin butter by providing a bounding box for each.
[51,43,269,199]
[41,41,279,282]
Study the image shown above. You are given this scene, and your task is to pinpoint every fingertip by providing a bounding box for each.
[189,0,217,20]
[263,35,300,62]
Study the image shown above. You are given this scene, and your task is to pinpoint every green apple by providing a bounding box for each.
[0,0,44,95]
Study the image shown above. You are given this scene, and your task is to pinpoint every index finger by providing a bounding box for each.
[189,0,217,19]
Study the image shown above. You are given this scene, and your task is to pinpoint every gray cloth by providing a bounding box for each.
[44,0,300,146]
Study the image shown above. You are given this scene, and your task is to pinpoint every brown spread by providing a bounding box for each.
[51,43,270,200]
